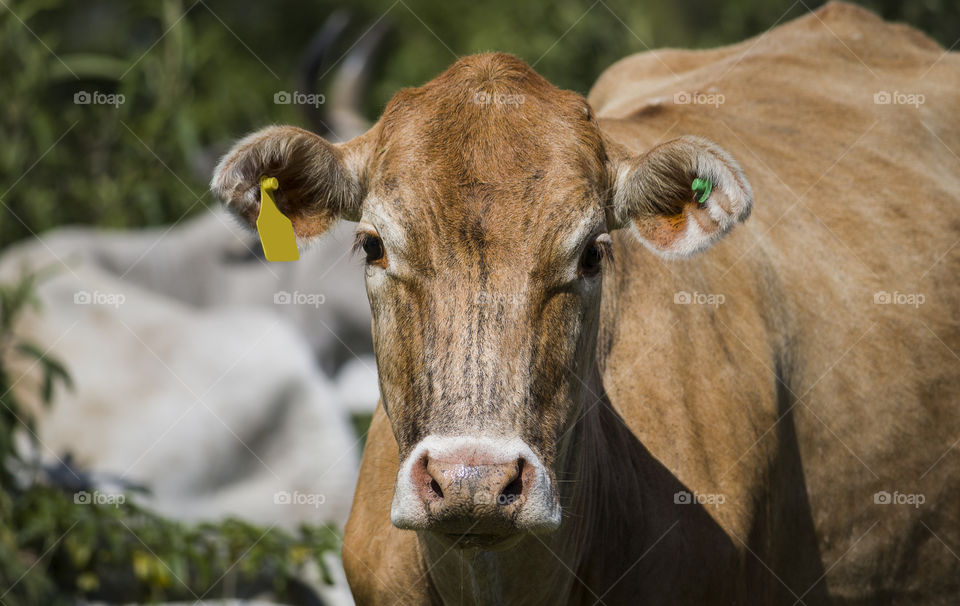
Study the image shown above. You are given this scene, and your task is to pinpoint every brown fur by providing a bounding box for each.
[211,4,960,604]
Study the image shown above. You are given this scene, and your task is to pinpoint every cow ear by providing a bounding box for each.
[211,125,370,242]
[608,136,753,259]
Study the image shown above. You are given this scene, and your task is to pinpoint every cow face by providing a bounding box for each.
[212,54,751,547]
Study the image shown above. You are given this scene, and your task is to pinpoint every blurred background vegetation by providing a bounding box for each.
[1,0,957,247]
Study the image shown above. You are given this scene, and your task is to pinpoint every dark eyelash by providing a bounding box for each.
[594,238,613,262]
[352,233,371,256]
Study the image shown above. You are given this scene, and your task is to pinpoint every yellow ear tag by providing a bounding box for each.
[256,176,299,262]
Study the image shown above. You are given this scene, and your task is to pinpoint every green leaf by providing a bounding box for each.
[15,342,73,404]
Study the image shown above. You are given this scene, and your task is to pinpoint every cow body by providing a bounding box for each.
[211,3,959,604]
[343,5,959,605]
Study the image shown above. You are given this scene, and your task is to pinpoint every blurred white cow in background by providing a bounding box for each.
[0,260,361,528]
[0,208,379,530]
[5,209,374,374]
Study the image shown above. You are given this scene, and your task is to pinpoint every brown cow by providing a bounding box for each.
[211,3,960,604]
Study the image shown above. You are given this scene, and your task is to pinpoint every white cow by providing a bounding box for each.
[2,209,373,374]
[1,256,361,529]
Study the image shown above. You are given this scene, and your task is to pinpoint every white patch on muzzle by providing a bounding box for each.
[390,435,561,533]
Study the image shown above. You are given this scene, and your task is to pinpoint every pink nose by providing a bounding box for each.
[391,437,561,535]
[411,451,531,531]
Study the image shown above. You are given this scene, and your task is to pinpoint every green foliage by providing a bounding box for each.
[1,486,341,605]
[0,484,342,605]
[350,412,374,451]
[0,0,283,248]
[0,273,50,488]
[0,275,340,604]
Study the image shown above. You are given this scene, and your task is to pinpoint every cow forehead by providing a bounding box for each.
[364,54,609,256]
[380,58,605,178]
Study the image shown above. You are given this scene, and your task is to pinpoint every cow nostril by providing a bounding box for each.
[500,458,525,504]
[429,478,444,499]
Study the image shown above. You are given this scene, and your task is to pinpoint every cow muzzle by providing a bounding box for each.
[390,436,561,546]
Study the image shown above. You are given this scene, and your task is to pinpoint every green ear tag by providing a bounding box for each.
[691,177,713,204]
[256,176,300,262]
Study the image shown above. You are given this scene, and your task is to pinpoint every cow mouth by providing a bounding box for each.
[438,531,524,551]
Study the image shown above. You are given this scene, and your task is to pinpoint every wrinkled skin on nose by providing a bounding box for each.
[423,458,522,511]
[391,435,564,542]
[417,454,526,529]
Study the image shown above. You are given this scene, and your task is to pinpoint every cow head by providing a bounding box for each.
[212,53,751,548]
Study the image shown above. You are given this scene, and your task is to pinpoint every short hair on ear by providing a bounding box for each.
[210,125,371,244]
[609,135,753,259]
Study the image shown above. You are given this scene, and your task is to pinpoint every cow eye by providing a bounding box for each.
[363,235,384,262]
[355,232,385,264]
[580,244,603,276]
[579,234,610,277]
